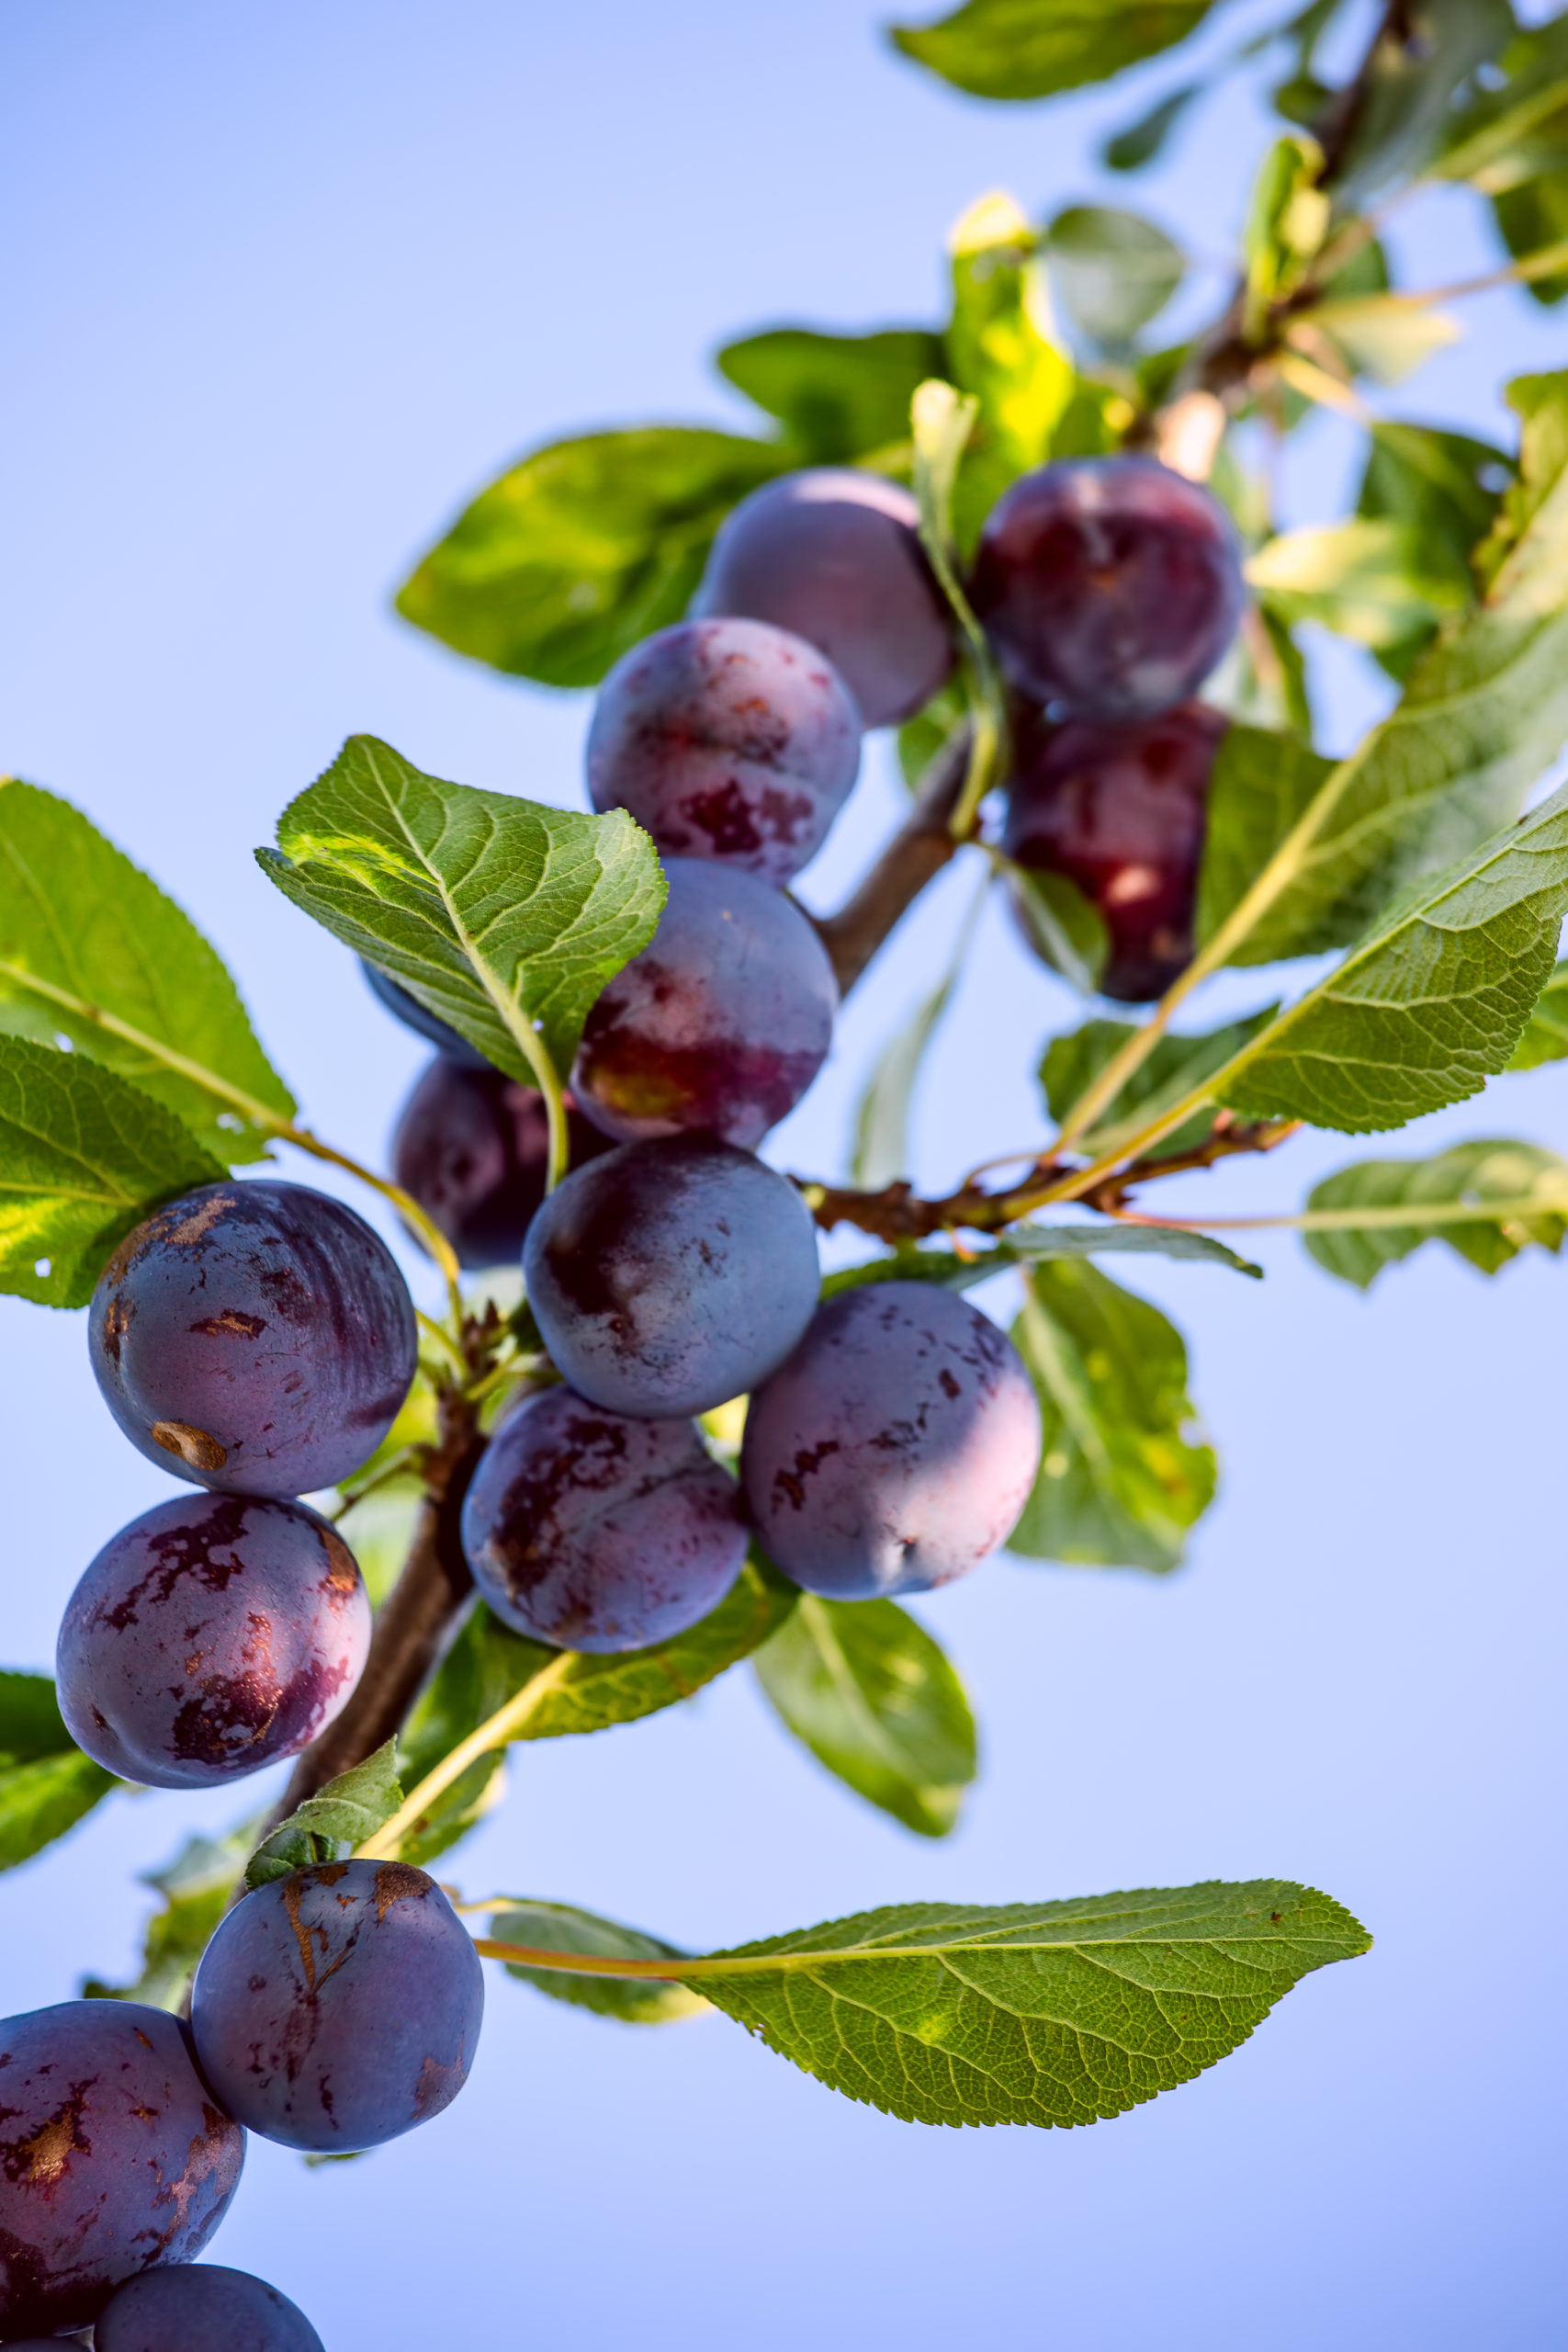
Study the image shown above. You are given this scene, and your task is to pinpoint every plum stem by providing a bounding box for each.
[810,727,976,995]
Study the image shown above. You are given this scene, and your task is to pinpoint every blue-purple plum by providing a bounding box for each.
[970,457,1245,719]
[741,1281,1043,1599]
[461,1385,747,1651]
[96,2264,323,2352]
[695,469,954,728]
[586,616,861,885]
[190,1861,483,2154]
[391,1058,612,1268]
[56,1494,370,1791]
[0,2001,245,2339]
[570,858,837,1149]
[523,1136,820,1419]
[88,1182,417,1498]
[360,958,488,1067]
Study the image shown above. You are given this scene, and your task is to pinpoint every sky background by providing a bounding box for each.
[2,3,1565,2346]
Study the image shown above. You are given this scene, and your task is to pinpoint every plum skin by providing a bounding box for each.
[392,1058,611,1268]
[741,1281,1043,1600]
[1005,699,1224,1003]
[462,1385,748,1650]
[586,615,861,885]
[190,1860,484,2154]
[523,1136,821,1419]
[56,1492,370,1790]
[96,2263,323,2352]
[360,958,490,1067]
[88,1180,417,1499]
[970,456,1245,720]
[570,857,838,1149]
[695,468,954,728]
[0,2000,245,2338]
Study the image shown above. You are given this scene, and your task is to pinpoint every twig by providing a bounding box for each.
[810,727,976,996]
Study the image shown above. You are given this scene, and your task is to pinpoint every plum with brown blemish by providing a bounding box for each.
[391,1058,612,1268]
[523,1135,820,1419]
[189,1860,483,2153]
[88,1181,417,1498]
[740,1281,1043,1599]
[56,1493,371,1790]
[461,1384,747,1650]
[586,616,861,885]
[0,2000,245,2339]
[694,468,955,729]
[571,858,838,1149]
[96,2259,324,2351]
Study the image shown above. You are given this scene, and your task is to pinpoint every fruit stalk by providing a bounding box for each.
[811,725,974,994]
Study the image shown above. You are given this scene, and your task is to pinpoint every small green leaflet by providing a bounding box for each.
[1010,1260,1216,1573]
[258,736,666,1083]
[0,781,294,1161]
[486,1898,706,2024]
[945,192,1074,550]
[84,1826,254,2008]
[1242,137,1327,337]
[888,0,1218,104]
[1247,519,1467,653]
[1301,1140,1568,1289]
[396,426,787,688]
[1103,85,1201,173]
[246,1739,404,1887]
[822,1219,1260,1295]
[0,1037,225,1309]
[1043,205,1185,350]
[0,1671,118,1873]
[1509,958,1568,1068]
[1040,1005,1279,1160]
[715,328,943,463]
[754,1595,976,1838]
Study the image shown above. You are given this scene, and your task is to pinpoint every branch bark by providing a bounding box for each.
[811,726,975,995]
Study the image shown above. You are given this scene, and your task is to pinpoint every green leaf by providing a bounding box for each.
[944,193,1074,549]
[1010,1260,1216,1573]
[1508,957,1568,1069]
[0,1037,226,1308]
[1243,136,1330,336]
[715,328,943,462]
[84,1826,253,2008]
[395,427,787,688]
[693,1880,1370,2126]
[0,782,295,1161]
[1493,173,1568,305]
[1301,1139,1568,1288]
[1358,423,1512,576]
[1247,518,1469,652]
[753,1596,976,1838]
[1432,15,1568,193]
[486,1898,706,2023]
[1103,85,1201,172]
[245,1738,404,1887]
[1007,866,1110,996]
[1328,0,1513,208]
[1043,206,1184,349]
[852,878,986,1189]
[1301,294,1461,388]
[897,674,968,789]
[0,1671,117,1873]
[1005,1222,1262,1278]
[1193,726,1335,958]
[889,0,1218,103]
[1213,777,1568,1133]
[1040,1006,1280,1160]
[258,735,666,1083]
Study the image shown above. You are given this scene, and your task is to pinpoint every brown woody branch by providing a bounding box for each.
[810,726,976,996]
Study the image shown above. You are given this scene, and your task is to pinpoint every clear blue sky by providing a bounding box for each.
[2,5,1564,2346]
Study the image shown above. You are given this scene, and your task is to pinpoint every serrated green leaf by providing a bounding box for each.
[715,328,942,463]
[1194,726,1336,956]
[84,1826,253,2008]
[0,1672,117,1874]
[1508,957,1568,1069]
[258,735,665,1082]
[1301,1139,1568,1288]
[1103,85,1201,173]
[692,1880,1370,2126]
[754,1595,976,1838]
[1010,1260,1216,1573]
[1044,205,1184,349]
[246,1739,404,1887]
[1328,0,1513,208]
[396,427,788,688]
[486,1897,706,2023]
[0,782,294,1161]
[0,1037,226,1308]
[852,878,986,1189]
[1040,1007,1280,1160]
[1247,518,1467,651]
[889,0,1217,103]
[945,193,1074,549]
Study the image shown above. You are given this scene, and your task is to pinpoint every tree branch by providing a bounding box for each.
[811,726,975,995]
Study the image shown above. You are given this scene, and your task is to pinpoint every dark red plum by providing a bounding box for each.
[88,1182,417,1498]
[190,1860,483,2154]
[1005,700,1224,1002]
[741,1281,1042,1600]
[0,2001,245,2338]
[56,1493,370,1790]
[586,616,861,885]
[695,469,954,728]
[570,858,837,1149]
[391,1059,612,1268]
[360,958,489,1068]
[971,457,1245,719]
[97,2263,323,2352]
[461,1385,747,1650]
[523,1136,820,1419]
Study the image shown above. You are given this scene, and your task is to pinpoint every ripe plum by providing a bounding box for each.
[360,958,489,1067]
[96,2263,324,2352]
[392,1058,611,1267]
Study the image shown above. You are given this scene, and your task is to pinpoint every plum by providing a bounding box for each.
[570,857,837,1149]
[56,1493,370,1790]
[391,1058,612,1268]
[1005,699,1224,1002]
[359,958,489,1067]
[189,1860,483,2154]
[96,2263,323,2352]
[88,1181,417,1498]
[586,616,860,885]
[970,456,1245,719]
[523,1136,820,1419]
[741,1280,1042,1599]
[461,1384,747,1650]
[0,2001,244,2338]
[694,468,954,727]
